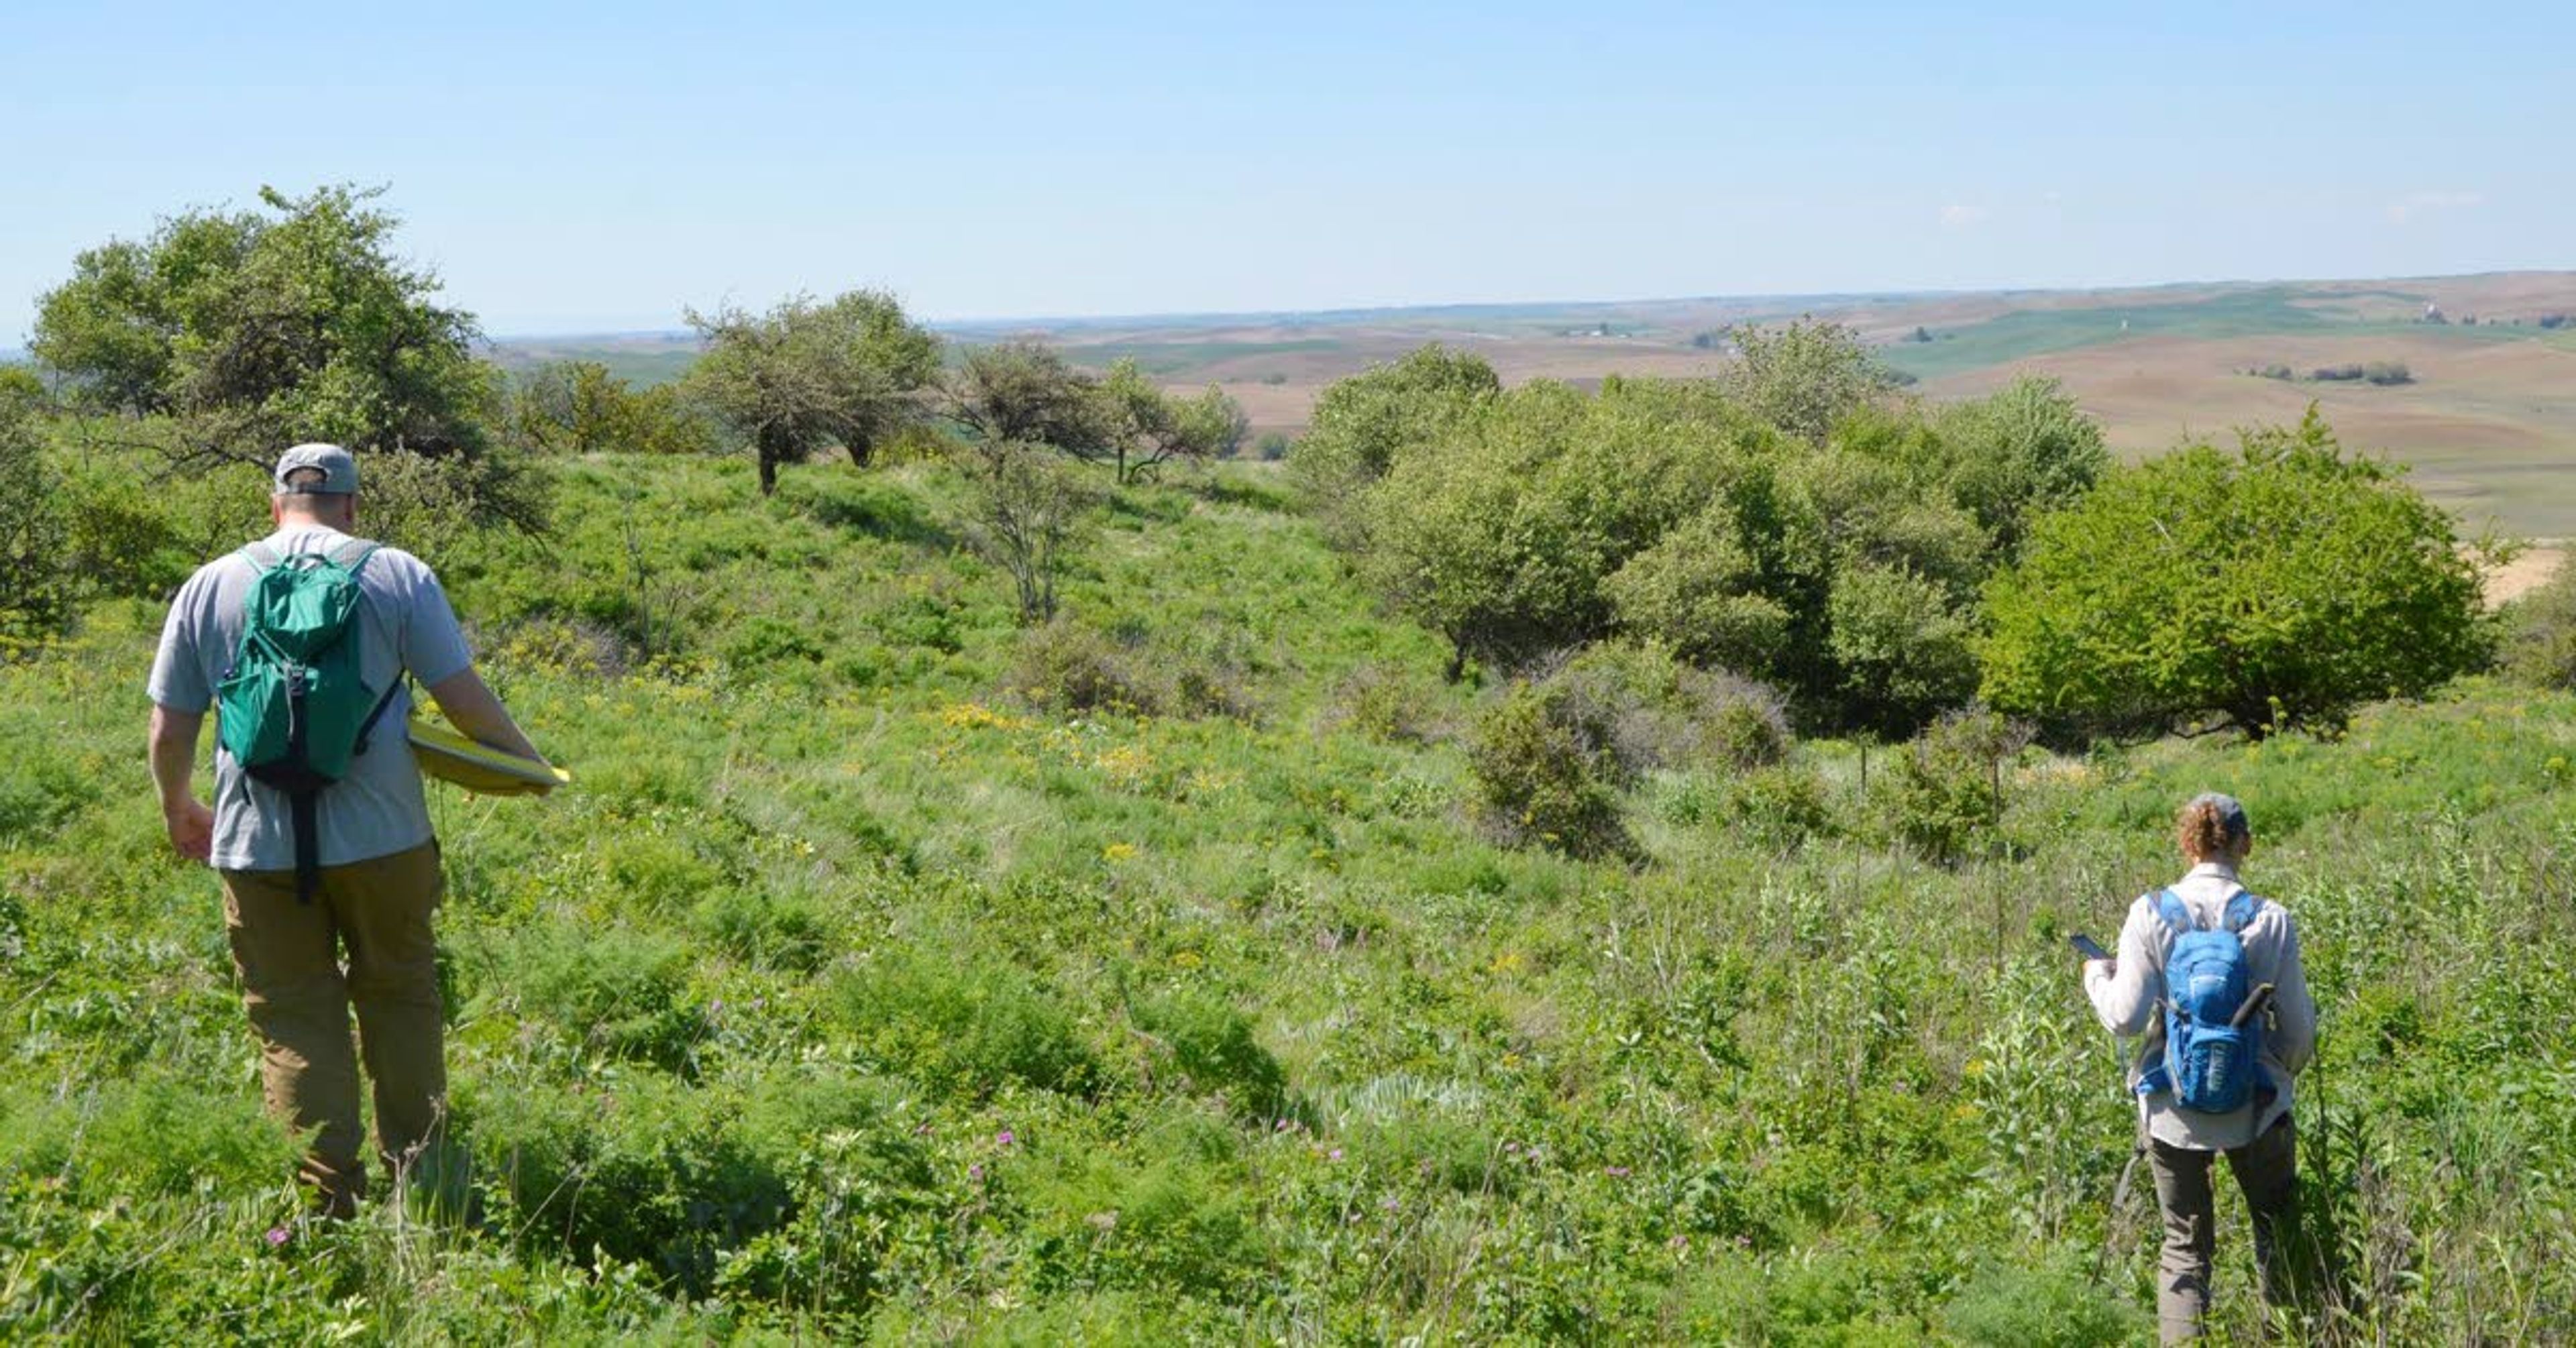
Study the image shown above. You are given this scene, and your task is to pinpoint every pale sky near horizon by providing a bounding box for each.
[5,1,2570,339]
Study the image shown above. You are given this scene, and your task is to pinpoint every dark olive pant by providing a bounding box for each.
[2149,1115,2308,1343]
[219,842,445,1216]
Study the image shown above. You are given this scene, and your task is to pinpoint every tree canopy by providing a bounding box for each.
[1981,408,2489,737]
[683,290,941,494]
[32,184,490,464]
[1287,344,1499,545]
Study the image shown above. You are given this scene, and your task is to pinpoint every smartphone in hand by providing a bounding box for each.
[2070,933,2111,962]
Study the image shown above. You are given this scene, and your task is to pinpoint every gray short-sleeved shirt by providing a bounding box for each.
[147,525,476,872]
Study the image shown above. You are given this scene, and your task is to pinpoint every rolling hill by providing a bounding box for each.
[496,272,2576,535]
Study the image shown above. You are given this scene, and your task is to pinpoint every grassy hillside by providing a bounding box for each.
[3,455,2572,1341]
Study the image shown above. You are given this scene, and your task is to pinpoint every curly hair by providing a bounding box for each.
[2176,797,2247,858]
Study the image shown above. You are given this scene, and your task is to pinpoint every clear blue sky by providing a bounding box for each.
[5,1,2569,337]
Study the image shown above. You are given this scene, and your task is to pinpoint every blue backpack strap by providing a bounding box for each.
[2153,888,2193,934]
[2222,890,2261,932]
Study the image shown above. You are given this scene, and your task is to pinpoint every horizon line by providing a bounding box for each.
[470,266,2571,344]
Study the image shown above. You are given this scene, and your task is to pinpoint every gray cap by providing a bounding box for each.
[274,443,358,496]
[2188,791,2251,839]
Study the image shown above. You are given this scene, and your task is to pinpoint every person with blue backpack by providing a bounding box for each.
[146,443,547,1219]
[2083,793,2318,1342]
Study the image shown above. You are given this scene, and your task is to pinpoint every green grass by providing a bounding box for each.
[2,451,2572,1340]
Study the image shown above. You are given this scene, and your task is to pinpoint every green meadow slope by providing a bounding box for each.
[3,455,2573,1341]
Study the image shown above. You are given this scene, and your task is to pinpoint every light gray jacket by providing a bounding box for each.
[2083,862,2318,1149]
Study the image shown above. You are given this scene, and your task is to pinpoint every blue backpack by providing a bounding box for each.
[2138,889,2264,1113]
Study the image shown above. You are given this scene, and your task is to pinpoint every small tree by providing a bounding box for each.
[1720,317,1897,445]
[1982,409,2490,737]
[1931,376,2110,561]
[684,290,940,494]
[945,341,1111,457]
[511,360,714,457]
[965,441,1099,624]
[1092,359,1246,483]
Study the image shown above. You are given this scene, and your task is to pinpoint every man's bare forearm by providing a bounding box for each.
[148,706,205,813]
[424,667,545,763]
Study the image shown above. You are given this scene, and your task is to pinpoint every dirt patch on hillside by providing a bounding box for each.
[2485,547,2564,606]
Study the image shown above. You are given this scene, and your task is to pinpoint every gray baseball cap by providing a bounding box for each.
[2188,791,2251,839]
[274,443,358,496]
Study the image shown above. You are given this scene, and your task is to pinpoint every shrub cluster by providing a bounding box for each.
[1467,642,1793,858]
[2309,361,2412,386]
[1301,337,2107,738]
[1007,619,1260,721]
[2502,557,2576,689]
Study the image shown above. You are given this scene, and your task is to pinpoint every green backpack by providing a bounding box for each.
[215,539,402,901]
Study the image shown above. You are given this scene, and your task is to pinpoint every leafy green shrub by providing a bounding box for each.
[360,443,553,559]
[0,1075,292,1198]
[692,887,833,972]
[1720,761,1838,848]
[1020,1149,1262,1302]
[508,359,718,457]
[785,470,941,541]
[826,944,1097,1097]
[1466,681,1632,859]
[1901,374,2108,563]
[500,923,709,1072]
[1544,640,1789,774]
[465,1073,923,1300]
[1984,410,2490,736]
[1825,561,1980,736]
[1131,991,1286,1117]
[1336,366,2090,735]
[2502,558,2576,688]
[722,614,825,669]
[0,755,98,846]
[1872,708,2029,864]
[1010,620,1161,715]
[1287,343,1498,546]
[1329,660,1449,744]
[1939,1255,2142,1345]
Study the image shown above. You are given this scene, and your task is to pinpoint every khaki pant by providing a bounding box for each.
[219,841,445,1216]
[2149,1115,2312,1343]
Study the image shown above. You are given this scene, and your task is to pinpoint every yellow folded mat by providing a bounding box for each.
[407,718,571,797]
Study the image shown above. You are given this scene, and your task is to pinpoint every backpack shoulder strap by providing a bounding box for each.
[242,541,284,572]
[2222,891,2261,932]
[2153,888,2194,934]
[325,536,382,575]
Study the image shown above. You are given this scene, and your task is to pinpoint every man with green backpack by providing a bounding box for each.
[146,443,547,1217]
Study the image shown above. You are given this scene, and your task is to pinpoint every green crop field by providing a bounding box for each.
[3,449,2571,1341]
[1874,287,2530,383]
